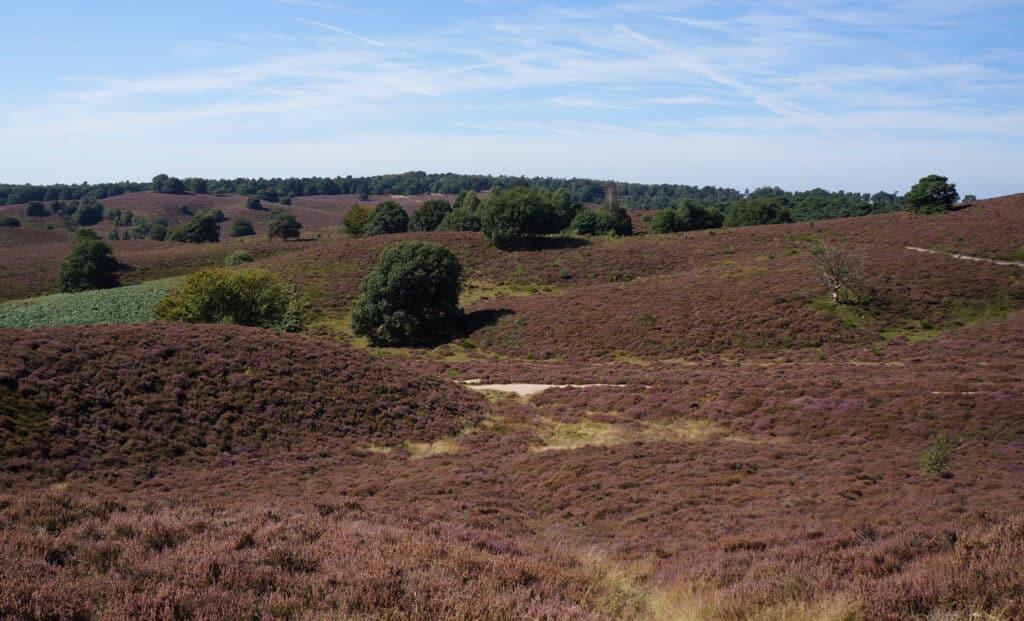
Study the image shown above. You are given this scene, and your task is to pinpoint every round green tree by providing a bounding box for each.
[266,208,302,240]
[58,229,125,292]
[168,211,220,243]
[365,201,409,235]
[437,206,481,232]
[351,241,463,346]
[905,175,959,214]
[228,218,255,237]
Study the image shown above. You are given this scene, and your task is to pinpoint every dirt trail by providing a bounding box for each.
[459,379,628,397]
[905,246,1024,268]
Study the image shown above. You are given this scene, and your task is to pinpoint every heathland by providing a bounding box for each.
[0,182,1022,619]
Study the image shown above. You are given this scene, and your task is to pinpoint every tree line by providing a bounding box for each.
[2,171,920,221]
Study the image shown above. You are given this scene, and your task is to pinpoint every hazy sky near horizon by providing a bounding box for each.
[2,1,1022,196]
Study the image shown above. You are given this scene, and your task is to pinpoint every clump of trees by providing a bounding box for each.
[229,218,255,237]
[246,197,264,210]
[905,175,959,214]
[152,174,186,194]
[649,200,724,234]
[479,187,579,249]
[0,215,20,227]
[366,201,409,236]
[343,205,371,238]
[351,241,463,345]
[437,191,482,232]
[267,208,302,240]
[58,229,125,292]
[154,268,304,331]
[409,199,453,232]
[811,244,869,305]
[169,211,220,243]
[724,197,793,227]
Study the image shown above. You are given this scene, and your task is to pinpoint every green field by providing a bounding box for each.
[0,277,180,329]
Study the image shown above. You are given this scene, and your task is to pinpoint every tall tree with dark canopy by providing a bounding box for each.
[905,175,959,214]
[724,197,793,227]
[168,211,220,243]
[351,241,463,346]
[58,229,125,292]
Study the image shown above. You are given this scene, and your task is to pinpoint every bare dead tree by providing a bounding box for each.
[811,244,868,305]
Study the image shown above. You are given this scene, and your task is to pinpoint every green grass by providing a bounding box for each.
[0,277,181,329]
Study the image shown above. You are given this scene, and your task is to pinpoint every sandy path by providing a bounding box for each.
[459,380,629,397]
[905,246,1024,268]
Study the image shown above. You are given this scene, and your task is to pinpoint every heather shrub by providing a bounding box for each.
[920,434,952,476]
[0,215,21,227]
[223,250,254,266]
[365,201,409,236]
[351,241,462,346]
[228,217,255,237]
[58,229,124,292]
[343,204,371,237]
[154,268,304,331]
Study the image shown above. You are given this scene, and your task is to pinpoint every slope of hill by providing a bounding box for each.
[0,323,485,481]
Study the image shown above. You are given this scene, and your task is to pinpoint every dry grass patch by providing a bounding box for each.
[531,417,729,452]
[405,437,461,459]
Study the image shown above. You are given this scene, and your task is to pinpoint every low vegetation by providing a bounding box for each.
[0,278,179,328]
[154,268,305,331]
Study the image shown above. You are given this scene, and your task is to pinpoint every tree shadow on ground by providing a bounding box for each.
[512,236,589,251]
[404,309,514,349]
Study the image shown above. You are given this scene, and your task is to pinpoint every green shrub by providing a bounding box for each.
[437,206,481,232]
[409,199,453,232]
[223,250,254,266]
[571,209,599,235]
[266,208,302,240]
[246,197,263,210]
[343,205,371,238]
[920,434,953,476]
[25,201,47,217]
[168,212,219,243]
[351,241,462,346]
[365,201,409,236]
[228,218,255,237]
[0,215,21,227]
[58,229,125,292]
[154,268,304,332]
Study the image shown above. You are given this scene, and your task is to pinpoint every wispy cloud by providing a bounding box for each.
[294,17,387,47]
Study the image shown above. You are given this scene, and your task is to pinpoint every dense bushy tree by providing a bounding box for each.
[437,206,482,232]
[478,187,576,248]
[905,175,959,214]
[257,188,279,203]
[571,209,599,235]
[73,198,105,226]
[168,211,220,243]
[266,208,302,240]
[229,218,255,237]
[343,205,371,238]
[246,197,264,210]
[58,229,124,292]
[724,197,793,227]
[206,208,226,223]
[351,242,463,346]
[184,177,208,194]
[595,203,633,236]
[25,201,47,217]
[409,199,453,232]
[0,215,21,227]
[963,194,977,203]
[365,201,409,236]
[650,200,724,233]
[154,268,304,331]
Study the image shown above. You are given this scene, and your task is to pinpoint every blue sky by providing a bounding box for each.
[2,1,1022,196]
